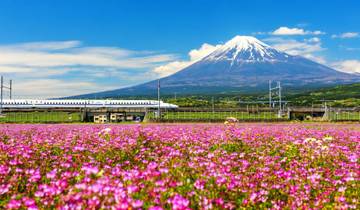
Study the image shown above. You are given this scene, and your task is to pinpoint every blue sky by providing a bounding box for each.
[0,0,359,98]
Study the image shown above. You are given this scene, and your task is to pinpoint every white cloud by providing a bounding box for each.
[0,41,82,51]
[153,61,191,77]
[312,31,325,35]
[0,40,177,98]
[267,37,324,55]
[302,54,327,64]
[332,60,360,74]
[267,37,360,72]
[271,27,325,36]
[12,79,118,99]
[332,32,359,39]
[306,37,321,43]
[0,46,175,69]
[153,43,220,77]
[272,27,306,35]
[264,37,326,64]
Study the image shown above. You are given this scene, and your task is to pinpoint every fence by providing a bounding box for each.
[147,108,289,122]
[329,110,360,121]
[0,108,359,123]
[0,112,82,123]
[148,107,360,122]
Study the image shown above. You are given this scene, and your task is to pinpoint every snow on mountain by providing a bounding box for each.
[204,36,289,64]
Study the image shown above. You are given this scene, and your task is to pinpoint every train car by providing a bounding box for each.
[0,99,178,109]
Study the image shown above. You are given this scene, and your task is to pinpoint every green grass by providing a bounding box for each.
[0,112,82,123]
[286,83,360,107]
[148,111,286,121]
[329,111,360,121]
[1,110,359,123]
[148,111,360,122]
[162,83,360,108]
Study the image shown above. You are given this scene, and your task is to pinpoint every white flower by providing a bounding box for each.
[98,127,111,135]
[338,186,347,192]
[102,128,111,133]
[321,145,328,151]
[304,138,317,143]
[323,136,333,141]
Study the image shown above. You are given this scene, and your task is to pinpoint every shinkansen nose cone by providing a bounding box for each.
[169,104,179,109]
[159,102,178,109]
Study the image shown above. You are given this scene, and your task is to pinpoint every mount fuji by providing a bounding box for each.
[74,36,359,98]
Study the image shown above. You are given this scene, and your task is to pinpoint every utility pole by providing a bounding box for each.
[0,76,13,115]
[269,80,272,108]
[157,79,161,119]
[9,80,12,100]
[278,81,282,117]
[0,76,3,115]
[211,97,214,113]
[269,81,283,118]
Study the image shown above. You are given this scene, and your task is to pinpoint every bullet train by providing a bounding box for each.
[0,99,178,109]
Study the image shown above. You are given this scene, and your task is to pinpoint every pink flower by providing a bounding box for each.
[149,206,163,210]
[7,199,21,209]
[0,184,10,195]
[46,169,57,179]
[132,200,143,208]
[168,194,190,210]
[194,179,205,190]
[81,165,99,175]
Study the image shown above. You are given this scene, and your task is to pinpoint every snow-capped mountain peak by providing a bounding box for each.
[222,35,270,51]
[204,35,288,64]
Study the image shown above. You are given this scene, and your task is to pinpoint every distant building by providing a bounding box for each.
[94,114,107,123]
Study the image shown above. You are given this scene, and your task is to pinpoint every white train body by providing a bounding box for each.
[1,99,178,109]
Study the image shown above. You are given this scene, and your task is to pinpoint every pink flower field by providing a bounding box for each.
[0,124,359,209]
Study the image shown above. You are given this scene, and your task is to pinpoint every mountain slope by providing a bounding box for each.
[72,36,359,98]
[287,83,360,106]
